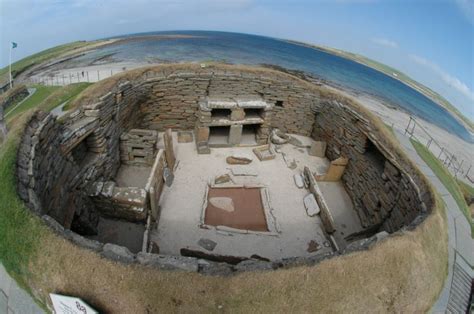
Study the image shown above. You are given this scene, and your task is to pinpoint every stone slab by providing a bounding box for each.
[164,129,176,171]
[226,154,252,165]
[304,193,320,217]
[229,125,243,145]
[294,174,304,189]
[197,238,218,251]
[309,141,327,157]
[177,131,193,143]
[230,167,258,177]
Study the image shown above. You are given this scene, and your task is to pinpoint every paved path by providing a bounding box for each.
[0,264,45,313]
[393,130,473,313]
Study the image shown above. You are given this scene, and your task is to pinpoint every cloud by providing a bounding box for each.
[455,0,474,24]
[410,54,474,102]
[371,37,398,48]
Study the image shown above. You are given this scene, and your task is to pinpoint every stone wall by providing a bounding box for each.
[16,79,150,234]
[16,111,99,234]
[137,67,319,135]
[16,64,434,273]
[312,99,430,234]
[88,181,148,222]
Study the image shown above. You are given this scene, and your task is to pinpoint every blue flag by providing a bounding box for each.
[12,42,17,49]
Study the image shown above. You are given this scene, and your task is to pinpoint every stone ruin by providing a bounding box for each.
[15,64,433,274]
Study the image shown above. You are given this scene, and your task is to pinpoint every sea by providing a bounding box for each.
[70,30,473,143]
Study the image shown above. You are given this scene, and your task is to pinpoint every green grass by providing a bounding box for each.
[4,85,59,121]
[384,123,396,136]
[0,82,94,310]
[0,111,46,275]
[457,179,474,201]
[57,83,93,111]
[39,82,92,112]
[411,139,473,235]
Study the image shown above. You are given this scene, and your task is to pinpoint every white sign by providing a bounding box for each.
[50,293,98,314]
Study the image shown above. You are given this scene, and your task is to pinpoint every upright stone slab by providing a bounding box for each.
[164,129,176,172]
[316,156,349,181]
[231,108,245,121]
[229,125,242,145]
[196,126,210,143]
[309,141,327,157]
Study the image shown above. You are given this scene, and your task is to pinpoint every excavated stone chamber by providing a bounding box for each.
[16,64,433,274]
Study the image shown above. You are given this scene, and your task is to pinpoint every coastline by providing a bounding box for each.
[285,39,474,133]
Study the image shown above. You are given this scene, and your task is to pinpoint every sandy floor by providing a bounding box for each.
[150,133,358,260]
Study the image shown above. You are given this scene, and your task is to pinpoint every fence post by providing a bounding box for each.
[405,117,411,135]
[438,147,444,159]
[97,70,100,81]
[86,71,89,82]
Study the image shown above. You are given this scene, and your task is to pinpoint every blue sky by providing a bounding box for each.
[0,0,473,118]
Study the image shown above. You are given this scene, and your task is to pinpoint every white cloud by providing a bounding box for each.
[455,0,474,24]
[371,37,398,48]
[410,54,474,102]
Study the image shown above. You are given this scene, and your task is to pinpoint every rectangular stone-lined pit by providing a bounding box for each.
[204,187,269,232]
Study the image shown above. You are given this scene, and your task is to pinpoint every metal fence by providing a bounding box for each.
[405,116,473,183]
[23,68,128,86]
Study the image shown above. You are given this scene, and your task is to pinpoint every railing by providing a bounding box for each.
[405,116,473,183]
[22,68,129,86]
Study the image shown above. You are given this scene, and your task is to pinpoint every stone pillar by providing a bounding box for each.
[315,156,349,181]
[309,141,327,157]
[231,108,245,121]
[229,125,242,145]
[164,128,176,172]
[195,126,210,143]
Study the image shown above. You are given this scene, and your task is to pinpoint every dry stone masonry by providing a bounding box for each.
[16,64,433,274]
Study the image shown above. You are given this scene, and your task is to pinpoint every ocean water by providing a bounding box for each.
[74,31,473,142]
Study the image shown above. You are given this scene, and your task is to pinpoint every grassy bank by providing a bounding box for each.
[411,139,473,235]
